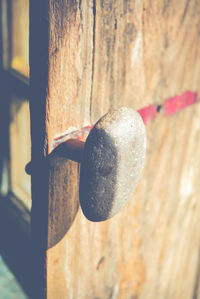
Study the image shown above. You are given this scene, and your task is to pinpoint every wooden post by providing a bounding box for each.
[30,1,200,298]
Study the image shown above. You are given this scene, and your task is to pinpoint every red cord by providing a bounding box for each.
[53,90,198,149]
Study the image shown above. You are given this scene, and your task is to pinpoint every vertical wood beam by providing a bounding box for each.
[29,0,93,297]
[29,0,49,297]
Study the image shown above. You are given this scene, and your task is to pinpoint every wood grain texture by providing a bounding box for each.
[29,0,200,298]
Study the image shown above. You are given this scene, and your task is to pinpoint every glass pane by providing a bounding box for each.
[10,98,31,210]
[10,0,29,77]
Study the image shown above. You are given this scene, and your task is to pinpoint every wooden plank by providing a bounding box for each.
[91,0,200,118]
[29,1,49,297]
[30,0,93,297]
[30,0,200,298]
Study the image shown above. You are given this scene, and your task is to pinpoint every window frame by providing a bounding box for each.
[0,0,31,295]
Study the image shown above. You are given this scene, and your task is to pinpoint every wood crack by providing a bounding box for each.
[89,0,96,121]
[193,249,200,299]
[180,0,191,26]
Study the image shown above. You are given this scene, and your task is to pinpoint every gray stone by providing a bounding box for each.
[79,107,146,222]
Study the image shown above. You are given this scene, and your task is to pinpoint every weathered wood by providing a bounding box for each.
[30,0,200,298]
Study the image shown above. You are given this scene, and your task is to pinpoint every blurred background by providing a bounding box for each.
[0,0,31,297]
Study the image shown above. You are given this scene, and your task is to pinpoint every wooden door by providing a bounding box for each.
[29,1,200,298]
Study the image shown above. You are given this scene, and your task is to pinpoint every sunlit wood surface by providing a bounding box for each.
[30,0,200,298]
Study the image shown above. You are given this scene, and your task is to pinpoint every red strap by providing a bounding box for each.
[53,90,198,149]
[138,104,158,124]
[163,91,198,116]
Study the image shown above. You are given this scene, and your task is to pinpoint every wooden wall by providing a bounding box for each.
[30,0,200,298]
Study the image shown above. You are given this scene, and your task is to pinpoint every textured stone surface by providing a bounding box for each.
[79,107,146,221]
